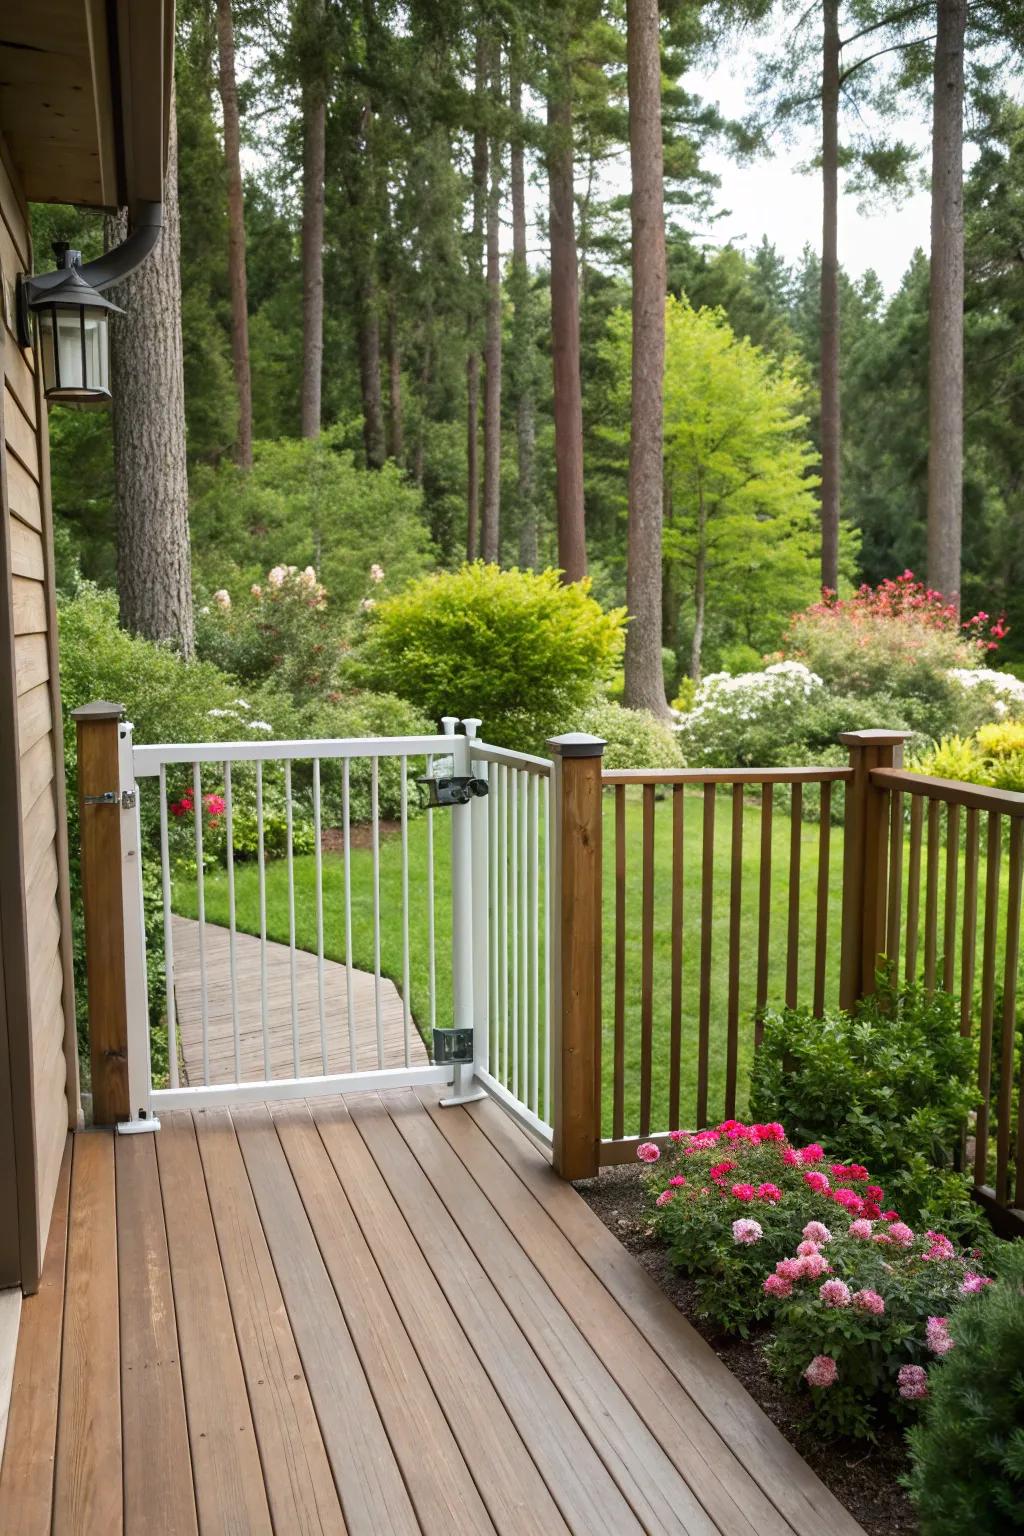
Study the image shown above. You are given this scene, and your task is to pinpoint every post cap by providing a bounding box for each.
[71,699,124,722]
[546,732,606,758]
[838,729,912,747]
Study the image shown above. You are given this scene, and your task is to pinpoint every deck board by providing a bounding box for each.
[0,1095,866,1536]
[171,915,425,1085]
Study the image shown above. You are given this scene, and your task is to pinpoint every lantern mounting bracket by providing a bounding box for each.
[15,201,164,348]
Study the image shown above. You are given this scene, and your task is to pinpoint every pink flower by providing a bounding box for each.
[731,1183,755,1201]
[709,1160,737,1181]
[926,1316,954,1355]
[204,793,226,817]
[861,1201,882,1221]
[831,1187,864,1213]
[763,1273,793,1299]
[800,1144,825,1163]
[796,1240,820,1257]
[802,1221,832,1243]
[873,1232,893,1246]
[667,1175,687,1188]
[804,1171,830,1195]
[757,1182,783,1203]
[799,1251,831,1279]
[804,1355,838,1389]
[847,1219,874,1239]
[636,1143,660,1163]
[881,1210,901,1222]
[889,1222,915,1247]
[776,1258,803,1281]
[923,1231,956,1262]
[782,1147,800,1166]
[668,1130,687,1142]
[732,1218,764,1245]
[369,562,385,583]
[961,1272,993,1294]
[898,1364,928,1401]
[865,1185,884,1201]
[688,1130,721,1149]
[830,1164,868,1181]
[754,1122,786,1142]
[819,1278,852,1307]
[655,1190,675,1207]
[250,583,262,597]
[853,1288,885,1316]
[213,588,231,609]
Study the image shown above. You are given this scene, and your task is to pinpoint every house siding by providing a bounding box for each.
[0,132,79,1293]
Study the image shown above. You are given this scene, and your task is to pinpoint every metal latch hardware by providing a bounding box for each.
[83,789,136,809]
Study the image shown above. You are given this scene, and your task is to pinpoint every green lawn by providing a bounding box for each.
[173,786,1022,1140]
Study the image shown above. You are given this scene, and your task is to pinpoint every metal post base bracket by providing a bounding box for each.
[439,1063,488,1108]
[116,1116,161,1136]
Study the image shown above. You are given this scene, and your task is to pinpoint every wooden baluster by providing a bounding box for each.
[612,784,626,1142]
[696,783,716,1127]
[996,819,1023,1205]
[639,784,655,1137]
[839,731,908,1010]
[960,808,980,1036]
[754,784,772,1043]
[975,812,1002,1191]
[923,798,941,991]
[813,782,832,1017]
[904,796,924,985]
[942,802,960,994]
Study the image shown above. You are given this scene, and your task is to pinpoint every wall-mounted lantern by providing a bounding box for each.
[15,203,164,409]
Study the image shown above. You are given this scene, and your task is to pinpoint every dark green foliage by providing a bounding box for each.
[905,1240,1024,1533]
[750,986,982,1237]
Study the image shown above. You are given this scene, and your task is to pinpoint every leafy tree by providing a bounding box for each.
[605,298,821,679]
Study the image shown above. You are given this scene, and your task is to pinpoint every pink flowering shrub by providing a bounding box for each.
[763,1213,990,1440]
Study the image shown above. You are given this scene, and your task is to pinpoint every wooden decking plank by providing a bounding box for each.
[340,1093,641,1536]
[115,1134,198,1536]
[417,1091,792,1536]
[377,1090,719,1536]
[466,1097,866,1536]
[192,1110,346,1536]
[0,1138,70,1535]
[229,1106,419,1536]
[267,1101,495,1536]
[308,1096,574,1536]
[155,1113,273,1536]
[53,1132,122,1536]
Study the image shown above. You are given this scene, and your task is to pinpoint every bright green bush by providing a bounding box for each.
[912,720,1024,792]
[358,563,626,750]
[749,986,982,1239]
[905,1241,1024,1532]
[575,700,682,770]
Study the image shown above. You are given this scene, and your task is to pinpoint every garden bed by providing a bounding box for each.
[577,1163,917,1536]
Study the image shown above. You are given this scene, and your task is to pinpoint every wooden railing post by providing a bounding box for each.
[73,700,130,1124]
[839,729,910,1010]
[548,732,605,1180]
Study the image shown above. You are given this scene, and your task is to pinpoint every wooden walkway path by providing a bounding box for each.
[0,1092,865,1536]
[171,915,428,1082]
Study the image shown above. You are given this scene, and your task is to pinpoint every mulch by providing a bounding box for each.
[576,1163,918,1536]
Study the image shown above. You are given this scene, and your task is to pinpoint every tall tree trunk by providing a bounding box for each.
[387,291,403,463]
[546,34,586,583]
[481,46,503,563]
[690,491,707,683]
[107,86,194,657]
[414,326,431,485]
[466,36,487,560]
[819,0,841,593]
[927,0,966,608]
[299,0,326,438]
[360,272,387,468]
[215,0,252,467]
[623,0,668,717]
[510,56,538,569]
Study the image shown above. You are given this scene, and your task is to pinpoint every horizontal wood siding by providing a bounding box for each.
[0,134,76,1293]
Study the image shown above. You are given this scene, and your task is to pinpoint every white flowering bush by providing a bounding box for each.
[674,662,827,767]
[947,667,1024,720]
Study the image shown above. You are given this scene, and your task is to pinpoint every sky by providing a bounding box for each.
[685,47,934,295]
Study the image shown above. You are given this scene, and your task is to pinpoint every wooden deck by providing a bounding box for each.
[0,1091,864,1536]
[171,915,427,1083]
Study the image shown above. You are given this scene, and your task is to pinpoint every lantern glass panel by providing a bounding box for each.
[56,307,85,390]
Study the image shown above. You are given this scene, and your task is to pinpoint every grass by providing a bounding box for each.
[172,786,1024,1142]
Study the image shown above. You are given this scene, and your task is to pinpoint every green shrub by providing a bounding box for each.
[575,700,681,771]
[905,1241,1024,1532]
[749,986,981,1239]
[357,563,626,751]
[295,692,434,822]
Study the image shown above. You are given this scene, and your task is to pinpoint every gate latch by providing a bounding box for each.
[83,789,136,809]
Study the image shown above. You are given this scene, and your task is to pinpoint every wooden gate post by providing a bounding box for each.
[73,701,130,1124]
[548,732,605,1180]
[839,729,909,1010]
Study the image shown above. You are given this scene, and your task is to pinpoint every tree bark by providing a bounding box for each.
[623,0,669,717]
[819,0,841,593]
[215,0,252,468]
[546,31,587,583]
[466,35,487,560]
[927,0,966,608]
[481,46,503,563]
[299,0,326,439]
[359,272,387,469]
[387,291,404,463]
[690,489,707,683]
[107,84,194,657]
[511,58,538,570]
